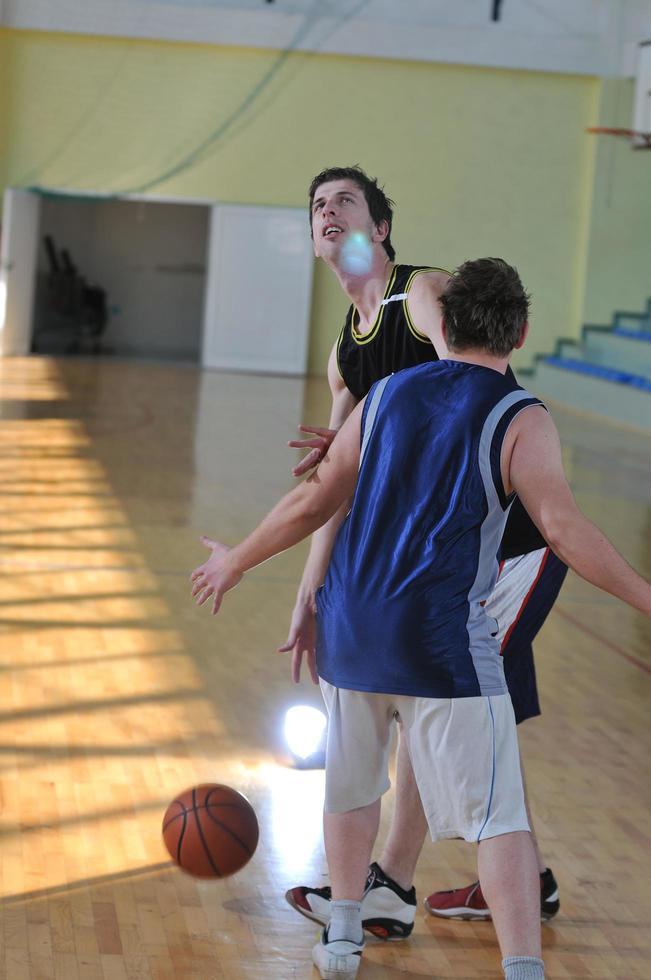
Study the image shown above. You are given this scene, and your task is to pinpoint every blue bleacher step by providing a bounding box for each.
[542,357,651,390]
[612,327,651,341]
[614,310,651,333]
[558,341,585,361]
[531,356,651,429]
[580,328,651,381]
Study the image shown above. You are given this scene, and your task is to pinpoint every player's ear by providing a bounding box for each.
[372,219,389,244]
[441,318,449,345]
[514,320,529,350]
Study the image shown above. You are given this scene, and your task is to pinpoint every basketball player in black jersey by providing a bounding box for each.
[281,166,565,933]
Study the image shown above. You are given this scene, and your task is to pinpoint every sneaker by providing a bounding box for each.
[424,867,560,922]
[312,928,364,980]
[540,868,560,920]
[286,862,417,940]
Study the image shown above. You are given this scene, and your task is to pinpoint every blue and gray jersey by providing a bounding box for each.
[316,360,544,699]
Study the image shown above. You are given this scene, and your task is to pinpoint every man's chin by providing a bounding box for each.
[316,243,342,262]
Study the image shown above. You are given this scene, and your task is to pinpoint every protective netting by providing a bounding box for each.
[3,0,373,196]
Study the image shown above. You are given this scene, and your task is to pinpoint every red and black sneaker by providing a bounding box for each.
[424,867,560,922]
[285,883,333,927]
[286,863,417,940]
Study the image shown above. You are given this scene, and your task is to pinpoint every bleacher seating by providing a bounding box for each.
[528,301,651,429]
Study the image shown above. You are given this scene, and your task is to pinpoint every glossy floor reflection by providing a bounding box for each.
[0,356,649,979]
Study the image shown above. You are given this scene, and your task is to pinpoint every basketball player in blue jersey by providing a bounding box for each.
[191,257,651,980]
[281,166,564,933]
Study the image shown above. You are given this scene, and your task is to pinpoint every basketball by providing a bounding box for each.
[162,784,259,878]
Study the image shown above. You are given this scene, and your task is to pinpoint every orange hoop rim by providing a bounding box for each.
[587,126,651,148]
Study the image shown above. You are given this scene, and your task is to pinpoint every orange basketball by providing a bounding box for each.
[162,783,259,878]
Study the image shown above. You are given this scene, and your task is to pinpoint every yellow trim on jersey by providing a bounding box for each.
[350,266,398,346]
[335,326,345,379]
[403,266,451,343]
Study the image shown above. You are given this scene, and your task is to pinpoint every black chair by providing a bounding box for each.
[36,236,109,354]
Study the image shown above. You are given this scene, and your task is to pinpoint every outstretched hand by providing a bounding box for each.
[278,598,319,685]
[190,536,242,615]
[289,424,338,477]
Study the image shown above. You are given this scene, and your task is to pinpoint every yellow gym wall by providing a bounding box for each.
[583,78,651,328]
[1,28,602,372]
[0,31,9,191]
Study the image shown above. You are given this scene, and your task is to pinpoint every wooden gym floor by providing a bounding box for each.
[0,356,649,980]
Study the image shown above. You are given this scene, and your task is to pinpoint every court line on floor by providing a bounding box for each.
[555,605,651,676]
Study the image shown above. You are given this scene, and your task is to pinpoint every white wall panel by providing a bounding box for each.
[202,205,313,375]
[0,189,40,356]
[633,40,651,135]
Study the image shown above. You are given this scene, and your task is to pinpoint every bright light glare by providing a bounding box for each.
[284,705,327,760]
[0,280,7,333]
[341,231,373,276]
[266,764,325,875]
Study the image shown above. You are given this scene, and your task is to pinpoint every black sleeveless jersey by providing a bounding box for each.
[336,265,441,401]
[334,262,547,559]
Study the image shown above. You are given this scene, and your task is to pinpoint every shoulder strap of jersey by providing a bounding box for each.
[378,264,433,306]
[467,390,544,612]
[360,375,391,467]
[401,266,451,342]
[484,390,545,510]
[334,321,348,379]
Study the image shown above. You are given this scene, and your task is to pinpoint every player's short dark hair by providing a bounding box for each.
[308,165,395,261]
[440,258,530,357]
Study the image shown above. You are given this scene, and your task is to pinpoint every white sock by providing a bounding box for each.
[327,900,363,944]
[502,956,545,980]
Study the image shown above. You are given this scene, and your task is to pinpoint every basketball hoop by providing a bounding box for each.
[587,127,651,149]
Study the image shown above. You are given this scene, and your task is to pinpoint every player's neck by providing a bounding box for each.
[446,349,512,374]
[332,255,394,326]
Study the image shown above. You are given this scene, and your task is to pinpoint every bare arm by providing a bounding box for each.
[191,402,364,614]
[278,342,359,682]
[506,407,651,616]
[404,269,451,356]
[290,341,358,476]
[297,343,359,592]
